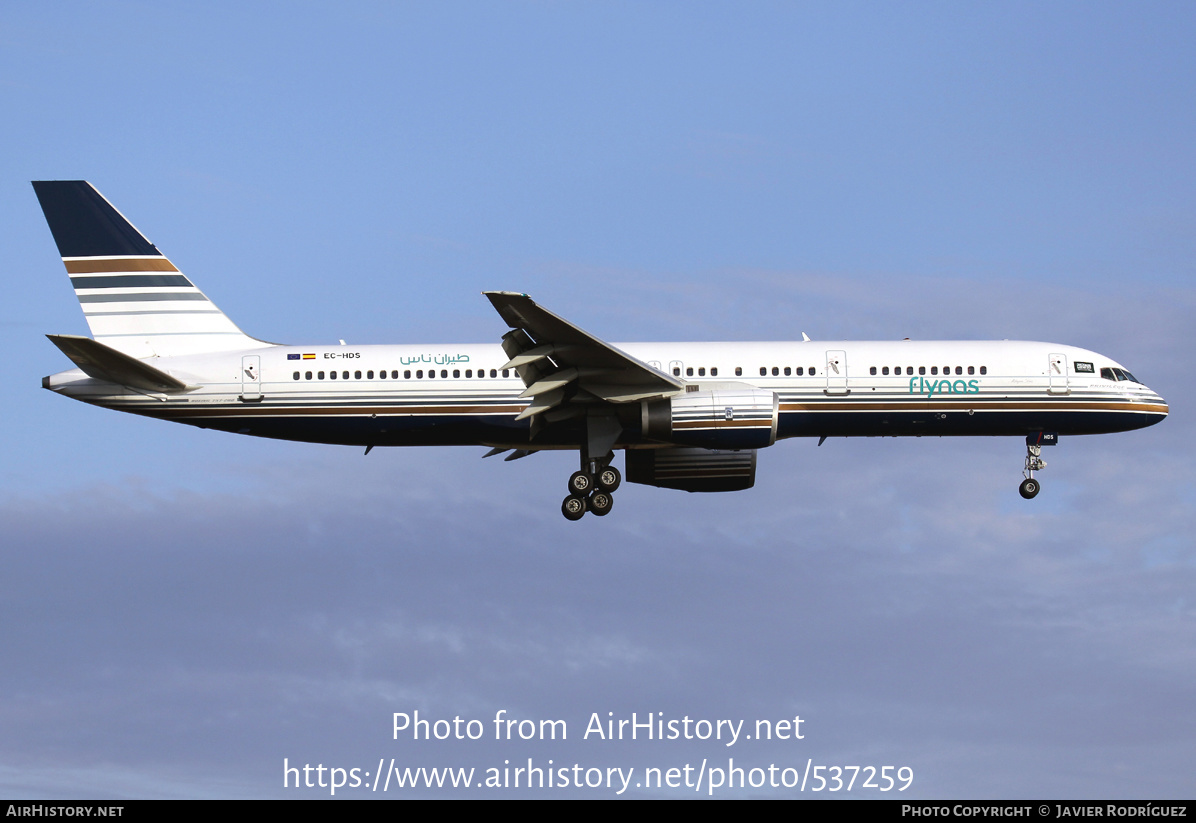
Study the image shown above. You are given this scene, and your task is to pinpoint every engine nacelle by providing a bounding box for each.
[641,387,778,450]
[626,447,757,493]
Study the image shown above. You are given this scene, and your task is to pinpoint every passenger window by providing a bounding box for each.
[453,369,460,378]
[783,367,791,376]
[305,371,312,380]
[466,370,472,378]
[882,367,889,376]
[490,369,497,378]
[318,371,325,379]
[367,371,374,379]
[673,367,681,376]
[698,367,706,377]
[417,370,423,378]
[919,366,925,375]
[931,366,938,375]
[967,366,974,375]
[907,367,913,376]
[330,371,337,380]
[502,369,509,378]
[355,370,362,380]
[293,371,300,380]
[404,370,411,379]
[955,366,962,375]
[687,367,694,377]
[760,367,767,376]
[711,367,718,377]
[870,367,877,376]
[796,367,804,376]
[735,367,742,377]
[979,366,987,375]
[771,367,779,376]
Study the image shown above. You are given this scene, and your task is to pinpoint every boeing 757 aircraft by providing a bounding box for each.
[34,181,1168,520]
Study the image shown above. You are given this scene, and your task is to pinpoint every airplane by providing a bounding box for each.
[34,181,1169,520]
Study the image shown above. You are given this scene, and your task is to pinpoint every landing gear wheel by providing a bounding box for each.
[568,470,594,495]
[1019,478,1041,499]
[562,494,588,521]
[589,490,614,516]
[596,466,621,493]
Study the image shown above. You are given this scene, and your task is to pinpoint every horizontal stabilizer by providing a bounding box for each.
[46,334,191,392]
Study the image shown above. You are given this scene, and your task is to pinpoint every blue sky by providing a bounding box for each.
[1,1,1193,798]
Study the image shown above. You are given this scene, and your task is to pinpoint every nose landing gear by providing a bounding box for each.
[1019,432,1056,499]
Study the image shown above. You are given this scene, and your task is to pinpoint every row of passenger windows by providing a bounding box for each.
[869,365,987,376]
[669,366,820,377]
[292,368,512,381]
[292,363,998,382]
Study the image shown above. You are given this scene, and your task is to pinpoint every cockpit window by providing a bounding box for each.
[1101,367,1140,383]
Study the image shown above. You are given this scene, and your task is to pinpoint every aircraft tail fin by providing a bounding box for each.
[32,181,268,358]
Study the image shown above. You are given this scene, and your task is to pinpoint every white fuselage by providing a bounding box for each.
[45,338,1168,448]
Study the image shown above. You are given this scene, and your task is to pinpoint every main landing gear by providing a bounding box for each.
[1019,432,1056,499]
[561,459,622,521]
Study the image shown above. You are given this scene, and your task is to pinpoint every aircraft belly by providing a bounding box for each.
[778,402,1166,438]
[167,411,533,447]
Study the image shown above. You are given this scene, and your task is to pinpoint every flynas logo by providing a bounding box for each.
[910,376,980,397]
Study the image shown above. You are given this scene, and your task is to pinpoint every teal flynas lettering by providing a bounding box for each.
[908,376,980,397]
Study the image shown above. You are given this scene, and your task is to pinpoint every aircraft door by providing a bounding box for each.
[1048,353,1069,395]
[825,350,848,395]
[241,355,262,401]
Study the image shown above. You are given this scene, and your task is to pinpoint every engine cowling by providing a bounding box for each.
[641,387,778,450]
[626,447,757,493]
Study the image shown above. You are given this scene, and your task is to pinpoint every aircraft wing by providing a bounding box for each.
[484,292,683,421]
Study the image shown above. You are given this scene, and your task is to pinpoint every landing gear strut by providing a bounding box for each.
[1019,433,1056,499]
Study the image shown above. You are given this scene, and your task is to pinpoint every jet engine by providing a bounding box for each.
[641,387,779,450]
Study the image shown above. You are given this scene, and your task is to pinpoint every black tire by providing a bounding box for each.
[597,466,621,493]
[1019,478,1040,499]
[589,490,614,516]
[562,494,587,521]
[568,470,594,494]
